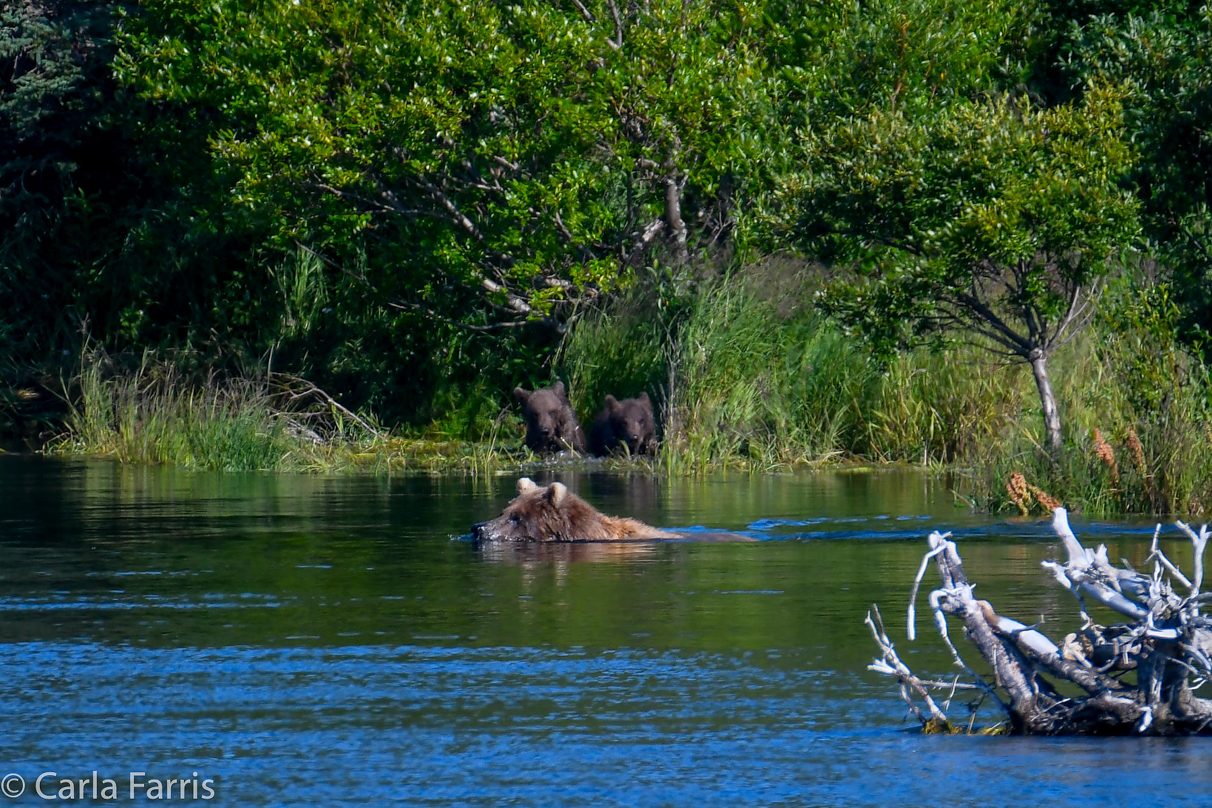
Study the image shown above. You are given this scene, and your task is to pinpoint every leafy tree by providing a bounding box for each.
[1063,5,1212,353]
[117,0,774,331]
[1,0,260,363]
[765,0,1045,117]
[779,84,1140,451]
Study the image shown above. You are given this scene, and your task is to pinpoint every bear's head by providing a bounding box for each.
[605,393,655,454]
[473,477,592,542]
[514,382,575,452]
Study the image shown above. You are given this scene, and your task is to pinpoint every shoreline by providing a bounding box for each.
[8,439,1203,519]
[39,435,915,477]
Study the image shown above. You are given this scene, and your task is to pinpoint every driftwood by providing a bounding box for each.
[869,508,1212,735]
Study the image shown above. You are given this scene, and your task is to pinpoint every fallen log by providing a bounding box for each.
[869,508,1212,735]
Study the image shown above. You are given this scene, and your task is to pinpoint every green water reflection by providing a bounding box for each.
[0,457,1178,673]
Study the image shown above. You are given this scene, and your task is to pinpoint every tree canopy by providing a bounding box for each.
[1065,4,1212,350]
[117,0,775,328]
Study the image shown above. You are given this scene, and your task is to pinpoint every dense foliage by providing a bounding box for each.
[3,0,1211,460]
[120,0,771,322]
[1064,3,1212,349]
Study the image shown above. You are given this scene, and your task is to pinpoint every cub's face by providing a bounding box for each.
[525,390,566,435]
[515,384,572,450]
[609,394,654,453]
[472,478,571,542]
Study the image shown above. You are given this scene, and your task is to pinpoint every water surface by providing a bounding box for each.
[0,457,1207,806]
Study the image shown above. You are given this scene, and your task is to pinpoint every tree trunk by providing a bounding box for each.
[1029,349,1062,453]
[663,140,688,264]
[664,171,688,263]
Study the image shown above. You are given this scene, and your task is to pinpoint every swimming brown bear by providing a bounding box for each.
[513,381,587,454]
[589,393,657,456]
[472,478,754,543]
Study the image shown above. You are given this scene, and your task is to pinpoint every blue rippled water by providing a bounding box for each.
[0,457,1208,806]
[2,642,1209,806]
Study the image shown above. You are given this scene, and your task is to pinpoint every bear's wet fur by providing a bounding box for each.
[472,478,679,543]
[589,393,657,457]
[514,381,587,454]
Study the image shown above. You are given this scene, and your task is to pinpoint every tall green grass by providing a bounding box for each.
[561,264,1027,470]
[52,353,520,474]
[559,267,1212,514]
[965,285,1212,516]
[56,357,293,471]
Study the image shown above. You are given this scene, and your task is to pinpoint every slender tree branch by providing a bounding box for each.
[569,0,596,23]
[313,182,417,216]
[272,373,385,438]
[1052,278,1103,351]
[417,177,487,243]
[626,217,666,264]
[931,305,1026,355]
[292,241,538,323]
[491,155,520,172]
[954,291,1033,354]
[552,208,575,243]
[385,299,532,331]
[606,0,624,50]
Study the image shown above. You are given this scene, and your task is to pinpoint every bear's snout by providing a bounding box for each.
[472,517,515,543]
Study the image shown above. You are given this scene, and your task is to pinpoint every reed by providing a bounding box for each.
[57,356,290,472]
[52,353,522,475]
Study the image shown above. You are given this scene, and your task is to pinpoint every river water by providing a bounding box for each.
[0,456,1208,806]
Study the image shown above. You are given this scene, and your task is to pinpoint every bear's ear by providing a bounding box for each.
[605,394,619,412]
[517,477,538,495]
[552,380,566,399]
[546,481,568,507]
[638,392,651,406]
[513,386,531,404]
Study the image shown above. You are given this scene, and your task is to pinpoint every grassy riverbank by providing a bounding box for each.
[562,268,1212,516]
[31,268,1212,517]
[42,351,664,475]
[46,357,509,474]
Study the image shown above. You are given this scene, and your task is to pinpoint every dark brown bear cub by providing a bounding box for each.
[590,393,657,456]
[514,381,587,454]
[473,478,678,542]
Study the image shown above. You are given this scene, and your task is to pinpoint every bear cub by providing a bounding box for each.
[472,477,678,543]
[590,392,657,457]
[514,381,587,454]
